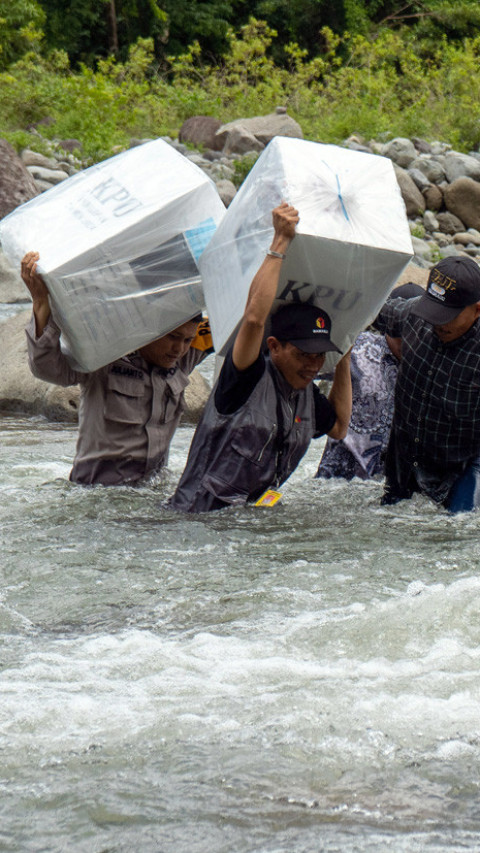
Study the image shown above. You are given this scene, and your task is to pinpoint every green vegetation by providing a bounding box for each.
[1,1,480,163]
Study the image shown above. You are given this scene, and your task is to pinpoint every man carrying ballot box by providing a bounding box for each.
[169,202,352,513]
[21,251,213,486]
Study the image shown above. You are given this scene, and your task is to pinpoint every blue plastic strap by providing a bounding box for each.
[335,173,349,222]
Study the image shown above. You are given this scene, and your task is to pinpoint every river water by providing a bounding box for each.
[2,307,480,852]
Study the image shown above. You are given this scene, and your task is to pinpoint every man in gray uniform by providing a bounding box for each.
[21,251,212,486]
[169,202,353,513]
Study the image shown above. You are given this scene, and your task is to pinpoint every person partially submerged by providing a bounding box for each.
[168,202,353,512]
[21,251,213,486]
[374,256,480,512]
[315,282,424,481]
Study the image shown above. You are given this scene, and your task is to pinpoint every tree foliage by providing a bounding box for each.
[28,0,480,69]
[0,0,45,69]
[2,1,480,164]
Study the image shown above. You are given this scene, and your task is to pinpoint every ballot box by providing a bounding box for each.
[198,136,413,367]
[0,139,225,371]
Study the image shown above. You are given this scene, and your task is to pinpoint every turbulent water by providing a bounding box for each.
[2,318,480,851]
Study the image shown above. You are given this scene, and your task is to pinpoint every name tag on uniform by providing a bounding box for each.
[255,489,283,507]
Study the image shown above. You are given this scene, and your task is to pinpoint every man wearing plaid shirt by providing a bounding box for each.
[374,256,480,513]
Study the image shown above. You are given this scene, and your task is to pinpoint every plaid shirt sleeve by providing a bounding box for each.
[374,295,422,338]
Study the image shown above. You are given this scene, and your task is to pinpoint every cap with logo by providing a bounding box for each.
[270,303,342,354]
[410,257,480,325]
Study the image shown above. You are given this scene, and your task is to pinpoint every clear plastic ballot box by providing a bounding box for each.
[0,139,226,371]
[199,137,413,366]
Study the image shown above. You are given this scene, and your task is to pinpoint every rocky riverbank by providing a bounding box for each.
[4,106,480,272]
[2,107,480,420]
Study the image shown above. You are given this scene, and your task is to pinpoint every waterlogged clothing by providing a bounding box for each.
[316,331,398,480]
[169,349,336,513]
[26,315,210,486]
[375,296,480,506]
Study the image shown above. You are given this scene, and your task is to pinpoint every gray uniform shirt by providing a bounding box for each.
[26,314,209,485]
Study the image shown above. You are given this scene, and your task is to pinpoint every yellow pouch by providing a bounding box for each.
[191,318,213,351]
[255,489,283,507]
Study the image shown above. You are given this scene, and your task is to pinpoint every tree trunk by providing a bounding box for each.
[107,0,119,55]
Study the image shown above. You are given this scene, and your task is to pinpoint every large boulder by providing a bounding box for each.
[409,155,446,184]
[221,126,265,156]
[0,250,28,303]
[422,183,443,212]
[0,310,211,423]
[0,139,39,219]
[444,151,480,183]
[444,177,480,231]
[436,211,465,235]
[178,116,223,151]
[215,178,237,207]
[384,137,417,168]
[0,310,80,421]
[183,369,212,423]
[215,107,303,154]
[393,164,426,217]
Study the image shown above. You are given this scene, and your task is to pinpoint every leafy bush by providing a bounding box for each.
[2,18,480,163]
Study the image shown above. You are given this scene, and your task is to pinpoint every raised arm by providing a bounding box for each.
[327,349,352,440]
[21,251,85,386]
[21,251,51,336]
[232,202,299,372]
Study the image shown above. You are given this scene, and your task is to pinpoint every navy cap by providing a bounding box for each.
[270,303,342,354]
[410,257,480,325]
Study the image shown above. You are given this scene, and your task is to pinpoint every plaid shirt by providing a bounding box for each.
[375,296,480,503]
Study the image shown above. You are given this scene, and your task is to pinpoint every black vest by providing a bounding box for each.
[170,357,318,512]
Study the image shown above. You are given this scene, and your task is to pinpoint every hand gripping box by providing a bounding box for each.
[199,136,413,367]
[0,139,225,371]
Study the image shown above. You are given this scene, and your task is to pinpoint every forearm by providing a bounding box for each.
[232,202,299,371]
[327,354,352,439]
[243,232,291,325]
[31,295,52,337]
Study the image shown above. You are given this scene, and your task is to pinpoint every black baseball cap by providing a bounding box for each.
[410,257,480,325]
[391,282,425,300]
[270,303,342,354]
